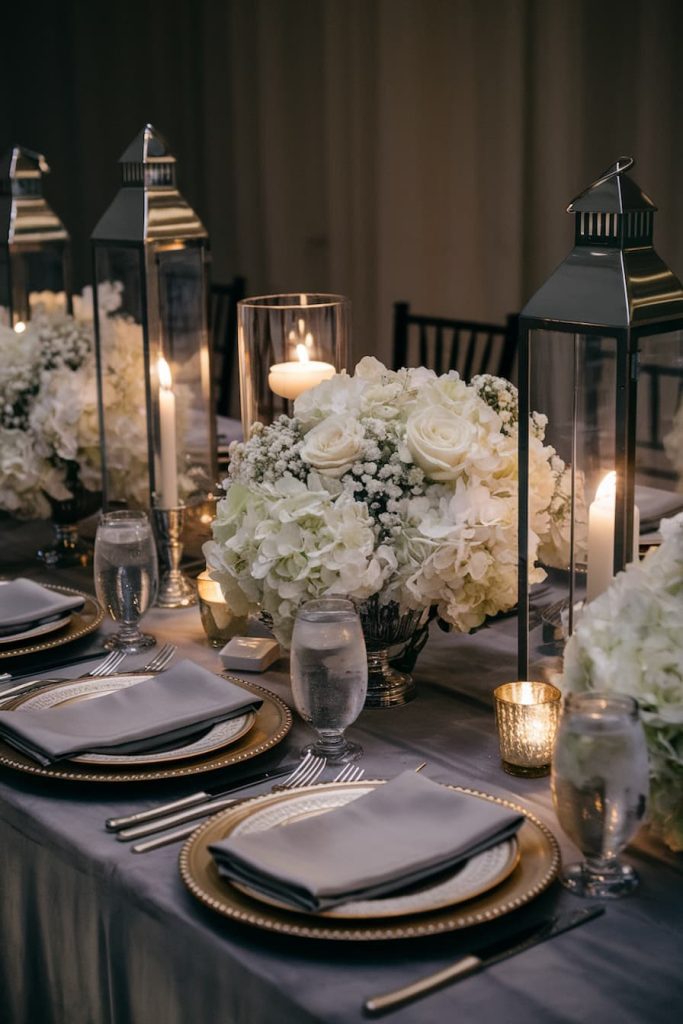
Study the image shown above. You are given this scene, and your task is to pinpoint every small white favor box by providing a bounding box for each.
[219,637,281,672]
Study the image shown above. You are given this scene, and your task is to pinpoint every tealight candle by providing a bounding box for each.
[268,343,335,400]
[493,681,562,777]
[196,570,248,648]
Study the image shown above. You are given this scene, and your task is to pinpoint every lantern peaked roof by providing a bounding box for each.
[567,156,656,214]
[0,144,68,244]
[521,157,683,329]
[91,123,207,244]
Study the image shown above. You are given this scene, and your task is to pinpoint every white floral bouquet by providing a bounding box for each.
[206,357,569,646]
[562,512,683,851]
[0,309,101,519]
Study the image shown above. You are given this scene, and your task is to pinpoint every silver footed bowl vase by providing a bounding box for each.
[358,598,432,709]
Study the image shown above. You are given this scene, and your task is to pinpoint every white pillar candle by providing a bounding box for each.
[157,357,179,508]
[268,343,335,401]
[586,471,640,603]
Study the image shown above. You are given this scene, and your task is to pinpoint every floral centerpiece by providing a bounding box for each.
[0,307,101,519]
[205,357,570,648]
[562,512,683,852]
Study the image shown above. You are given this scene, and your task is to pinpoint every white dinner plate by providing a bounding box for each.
[0,614,72,646]
[227,785,519,919]
[15,673,257,767]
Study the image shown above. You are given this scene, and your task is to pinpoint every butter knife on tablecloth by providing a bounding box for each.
[364,906,605,1015]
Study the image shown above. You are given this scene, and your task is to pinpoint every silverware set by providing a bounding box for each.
[0,642,177,706]
[106,753,365,854]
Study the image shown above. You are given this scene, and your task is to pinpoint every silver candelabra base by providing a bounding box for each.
[152,505,197,609]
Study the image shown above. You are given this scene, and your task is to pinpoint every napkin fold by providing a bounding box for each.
[0,659,262,766]
[0,578,85,635]
[209,771,524,912]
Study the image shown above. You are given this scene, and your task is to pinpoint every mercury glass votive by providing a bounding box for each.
[196,571,248,648]
[493,681,562,777]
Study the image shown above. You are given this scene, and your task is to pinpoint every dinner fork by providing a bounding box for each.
[139,642,176,673]
[129,754,328,853]
[331,763,365,783]
[0,649,127,705]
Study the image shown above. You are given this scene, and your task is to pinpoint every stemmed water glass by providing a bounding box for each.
[290,598,368,764]
[551,691,649,898]
[94,510,159,653]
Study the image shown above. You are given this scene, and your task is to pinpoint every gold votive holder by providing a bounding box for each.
[493,681,562,777]
[196,571,248,648]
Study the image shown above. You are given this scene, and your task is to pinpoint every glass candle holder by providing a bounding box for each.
[493,681,562,777]
[237,293,350,437]
[196,571,248,648]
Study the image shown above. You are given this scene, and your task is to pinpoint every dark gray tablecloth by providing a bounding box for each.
[1,516,682,1024]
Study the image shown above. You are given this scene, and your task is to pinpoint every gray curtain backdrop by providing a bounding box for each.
[2,0,683,366]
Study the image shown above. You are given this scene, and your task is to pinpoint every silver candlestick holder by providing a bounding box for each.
[152,505,197,608]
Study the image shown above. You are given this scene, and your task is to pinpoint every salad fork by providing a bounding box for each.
[0,649,126,705]
[128,753,328,851]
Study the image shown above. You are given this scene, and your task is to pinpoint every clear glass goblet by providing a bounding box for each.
[94,510,159,654]
[551,691,649,898]
[290,598,368,764]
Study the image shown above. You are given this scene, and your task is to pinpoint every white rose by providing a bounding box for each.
[300,415,365,478]
[405,406,477,481]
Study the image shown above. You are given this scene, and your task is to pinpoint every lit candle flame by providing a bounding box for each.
[14,321,26,334]
[296,343,310,364]
[158,356,173,390]
[595,471,616,503]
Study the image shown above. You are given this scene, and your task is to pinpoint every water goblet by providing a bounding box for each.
[290,598,368,764]
[551,691,649,898]
[94,510,159,654]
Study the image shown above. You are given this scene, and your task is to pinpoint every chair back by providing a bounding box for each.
[211,276,246,416]
[392,301,518,382]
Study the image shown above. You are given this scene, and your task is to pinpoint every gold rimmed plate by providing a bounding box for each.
[11,673,257,767]
[180,781,560,941]
[0,676,291,783]
[0,582,103,660]
[0,613,73,646]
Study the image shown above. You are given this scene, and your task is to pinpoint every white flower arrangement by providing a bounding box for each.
[206,357,568,646]
[0,309,101,518]
[562,512,683,851]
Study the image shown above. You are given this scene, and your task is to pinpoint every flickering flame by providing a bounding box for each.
[14,321,26,334]
[158,356,173,390]
[296,343,310,364]
[595,471,616,503]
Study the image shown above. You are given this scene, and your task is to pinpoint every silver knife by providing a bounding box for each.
[364,906,605,1015]
[105,762,300,832]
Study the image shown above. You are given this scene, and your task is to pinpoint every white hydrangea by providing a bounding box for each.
[562,512,683,851]
[208,358,569,645]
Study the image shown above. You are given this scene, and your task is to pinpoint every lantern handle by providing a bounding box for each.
[567,156,634,212]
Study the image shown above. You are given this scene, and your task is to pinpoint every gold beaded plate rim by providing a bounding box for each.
[0,581,104,660]
[179,781,561,941]
[0,677,292,782]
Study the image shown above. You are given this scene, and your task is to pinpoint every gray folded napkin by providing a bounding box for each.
[209,771,523,912]
[0,578,85,635]
[0,659,262,766]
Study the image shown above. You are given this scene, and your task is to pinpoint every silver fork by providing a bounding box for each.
[123,753,328,846]
[140,643,176,673]
[0,649,127,705]
[331,763,365,783]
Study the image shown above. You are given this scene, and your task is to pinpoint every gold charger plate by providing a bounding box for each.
[0,582,103,660]
[11,673,257,767]
[0,676,292,783]
[180,781,561,941]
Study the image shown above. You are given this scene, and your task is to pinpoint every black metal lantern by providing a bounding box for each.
[518,157,683,680]
[0,145,70,327]
[90,124,216,514]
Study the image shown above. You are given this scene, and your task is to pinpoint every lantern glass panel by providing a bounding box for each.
[94,245,149,509]
[155,244,213,500]
[526,329,623,682]
[11,245,68,322]
[635,330,683,491]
